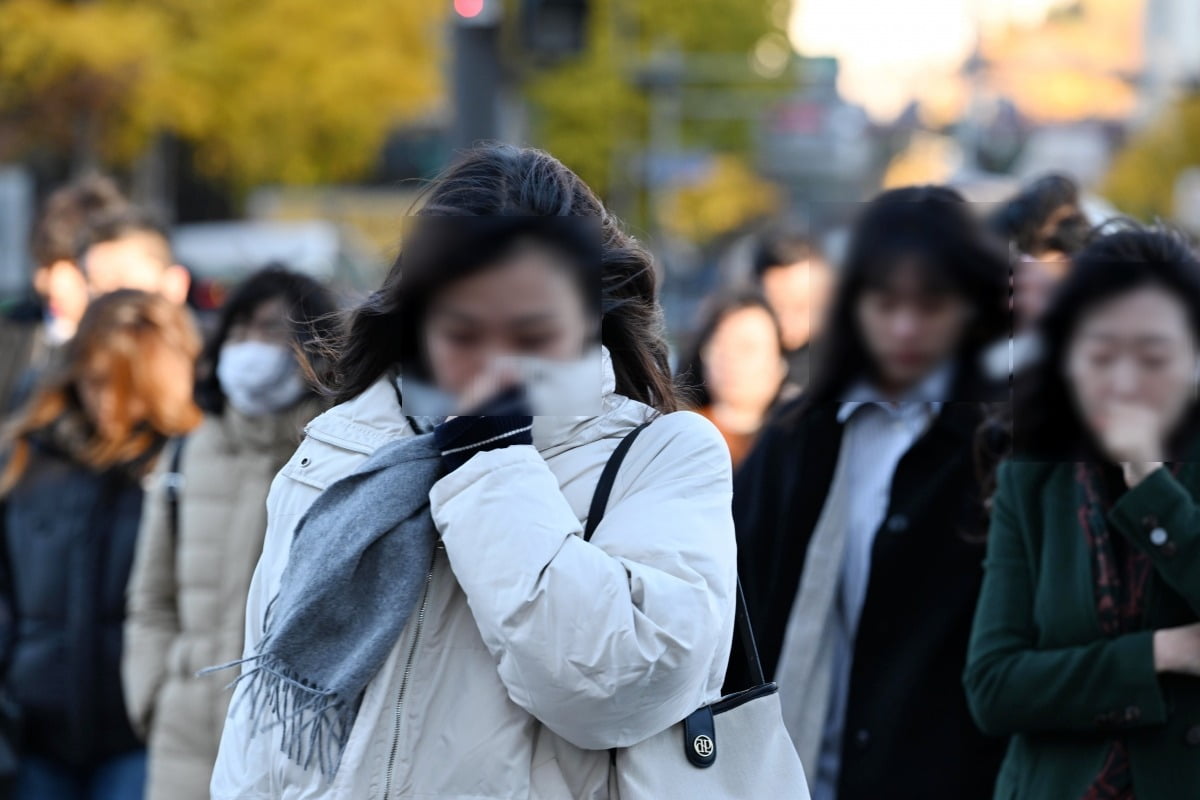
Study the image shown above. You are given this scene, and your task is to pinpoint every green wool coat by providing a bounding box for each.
[965,460,1200,800]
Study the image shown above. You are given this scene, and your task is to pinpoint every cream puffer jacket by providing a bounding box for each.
[123,401,321,800]
[210,350,737,800]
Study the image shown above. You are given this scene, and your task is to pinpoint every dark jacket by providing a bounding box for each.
[0,299,48,414]
[0,441,147,768]
[728,394,1006,800]
[965,459,1200,800]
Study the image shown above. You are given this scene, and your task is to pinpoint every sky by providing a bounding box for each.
[789,0,1060,120]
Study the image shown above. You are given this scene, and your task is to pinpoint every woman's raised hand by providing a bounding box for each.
[1096,401,1166,487]
[1154,623,1200,677]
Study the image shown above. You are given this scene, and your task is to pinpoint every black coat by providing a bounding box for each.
[727,395,1007,800]
[0,442,146,768]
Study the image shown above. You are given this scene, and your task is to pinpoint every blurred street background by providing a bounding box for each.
[0,0,1197,345]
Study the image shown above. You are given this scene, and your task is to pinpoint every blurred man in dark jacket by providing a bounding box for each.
[0,175,126,414]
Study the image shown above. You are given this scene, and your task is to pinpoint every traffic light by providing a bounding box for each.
[520,0,588,61]
[454,0,502,27]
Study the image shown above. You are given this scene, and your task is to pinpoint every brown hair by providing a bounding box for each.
[30,174,127,268]
[1,290,203,494]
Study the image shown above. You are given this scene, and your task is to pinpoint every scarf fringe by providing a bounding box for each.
[199,652,353,780]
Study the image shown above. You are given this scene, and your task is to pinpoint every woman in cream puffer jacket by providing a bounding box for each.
[211,351,736,799]
[211,145,738,800]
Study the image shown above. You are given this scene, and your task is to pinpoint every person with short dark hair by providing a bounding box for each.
[983,174,1096,384]
[989,172,1086,258]
[122,265,336,800]
[78,206,190,307]
[751,228,834,392]
[0,174,127,412]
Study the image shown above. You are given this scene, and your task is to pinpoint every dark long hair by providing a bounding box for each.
[791,185,1009,419]
[195,265,339,415]
[323,144,679,412]
[1008,224,1200,462]
[676,289,783,409]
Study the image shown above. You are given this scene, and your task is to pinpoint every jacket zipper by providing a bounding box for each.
[381,549,437,800]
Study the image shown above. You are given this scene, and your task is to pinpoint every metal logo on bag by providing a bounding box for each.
[693,734,714,758]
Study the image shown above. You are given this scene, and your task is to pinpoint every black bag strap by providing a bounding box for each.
[583,421,652,542]
[583,419,766,687]
[164,436,187,543]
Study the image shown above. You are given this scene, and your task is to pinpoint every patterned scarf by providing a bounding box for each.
[1076,462,1173,800]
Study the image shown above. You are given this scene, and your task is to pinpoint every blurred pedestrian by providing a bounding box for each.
[752,229,834,394]
[78,206,190,307]
[211,145,740,799]
[989,173,1087,260]
[729,186,1010,800]
[0,175,127,413]
[1010,216,1091,331]
[678,290,787,469]
[0,290,202,800]
[122,266,337,800]
[983,174,1095,385]
[966,226,1200,800]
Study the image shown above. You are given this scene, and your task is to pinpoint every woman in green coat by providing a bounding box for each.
[965,225,1200,800]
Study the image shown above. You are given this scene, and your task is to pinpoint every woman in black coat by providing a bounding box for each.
[0,291,201,800]
[728,186,1010,800]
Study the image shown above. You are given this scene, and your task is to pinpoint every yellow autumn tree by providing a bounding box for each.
[1103,92,1200,222]
[659,154,780,243]
[980,0,1142,124]
[0,0,446,188]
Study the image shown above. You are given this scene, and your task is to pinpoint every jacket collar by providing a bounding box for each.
[836,361,953,424]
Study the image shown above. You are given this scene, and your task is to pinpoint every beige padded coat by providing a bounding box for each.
[210,349,737,799]
[122,400,322,800]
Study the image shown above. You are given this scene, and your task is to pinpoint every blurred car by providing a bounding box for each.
[172,219,381,306]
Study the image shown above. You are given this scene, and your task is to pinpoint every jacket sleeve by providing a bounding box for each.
[1108,465,1200,616]
[430,411,737,750]
[121,460,179,740]
[964,461,1168,737]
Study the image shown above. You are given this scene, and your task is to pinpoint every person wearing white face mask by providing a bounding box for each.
[216,339,310,418]
[121,265,337,800]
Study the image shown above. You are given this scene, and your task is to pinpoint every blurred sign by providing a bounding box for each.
[1174,167,1200,234]
[0,167,33,295]
[643,152,715,187]
[454,0,502,26]
[768,102,825,134]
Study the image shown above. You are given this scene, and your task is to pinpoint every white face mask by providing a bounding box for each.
[217,341,307,417]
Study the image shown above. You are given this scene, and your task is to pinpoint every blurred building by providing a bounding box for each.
[1139,0,1200,123]
[755,57,877,229]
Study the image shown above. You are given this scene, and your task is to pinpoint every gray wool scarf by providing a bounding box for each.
[203,431,442,779]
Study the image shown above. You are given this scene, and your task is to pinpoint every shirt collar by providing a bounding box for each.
[836,361,953,423]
